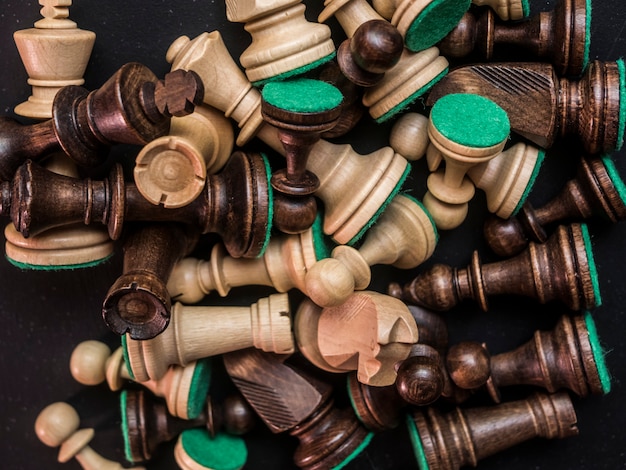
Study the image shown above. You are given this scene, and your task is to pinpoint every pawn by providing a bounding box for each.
[337,20,404,87]
[35,401,145,469]
[13,0,96,119]
[439,0,590,76]
[393,223,601,311]
[294,291,419,386]
[123,293,294,382]
[406,391,578,470]
[69,340,212,420]
[470,0,529,20]
[426,60,625,155]
[484,154,626,256]
[261,78,343,234]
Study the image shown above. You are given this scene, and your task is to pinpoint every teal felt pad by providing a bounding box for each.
[119,390,134,464]
[405,414,430,470]
[580,223,602,307]
[430,93,510,148]
[404,0,471,52]
[601,154,626,206]
[616,59,625,151]
[346,162,412,246]
[257,153,273,258]
[252,52,336,87]
[262,77,343,113]
[121,334,135,381]
[187,358,212,419]
[376,67,449,123]
[6,252,112,271]
[402,193,440,243]
[583,310,612,394]
[331,432,374,470]
[180,428,248,470]
[521,0,530,17]
[582,0,591,72]
[512,148,545,216]
[312,212,335,261]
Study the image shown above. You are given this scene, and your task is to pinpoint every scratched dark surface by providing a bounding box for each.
[0,0,625,469]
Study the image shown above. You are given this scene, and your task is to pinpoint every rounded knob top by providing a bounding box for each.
[35,402,80,447]
[69,340,110,386]
[446,342,491,389]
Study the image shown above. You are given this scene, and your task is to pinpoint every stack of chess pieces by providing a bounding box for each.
[0,0,620,465]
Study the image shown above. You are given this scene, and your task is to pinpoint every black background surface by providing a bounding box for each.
[0,0,625,469]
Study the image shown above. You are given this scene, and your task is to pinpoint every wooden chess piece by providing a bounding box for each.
[174,428,248,470]
[0,64,204,179]
[438,0,590,76]
[337,20,404,87]
[35,401,145,469]
[134,104,234,208]
[294,291,419,386]
[317,0,450,122]
[422,93,510,230]
[123,293,294,382]
[13,0,96,119]
[102,223,199,339]
[121,388,254,464]
[393,223,602,311]
[70,340,211,419]
[388,112,430,161]
[426,60,625,155]
[223,348,372,470]
[406,391,579,470]
[261,78,343,234]
[484,154,626,256]
[470,0,529,20]
[223,0,335,84]
[2,151,272,258]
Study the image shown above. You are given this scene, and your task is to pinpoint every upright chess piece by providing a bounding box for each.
[406,392,579,470]
[439,0,591,76]
[426,60,626,154]
[294,291,419,386]
[35,402,145,469]
[484,154,626,256]
[393,223,602,311]
[123,293,294,381]
[13,0,96,119]
[470,0,529,20]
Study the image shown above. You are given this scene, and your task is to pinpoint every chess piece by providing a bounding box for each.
[393,223,602,311]
[422,93,510,230]
[439,0,590,76]
[484,154,626,256]
[406,391,579,470]
[2,151,272,258]
[121,388,254,463]
[35,401,145,469]
[224,348,372,470]
[13,0,96,119]
[261,78,343,234]
[102,223,199,339]
[470,0,529,20]
[174,428,248,470]
[426,60,626,154]
[224,0,335,84]
[123,293,294,382]
[134,104,234,208]
[0,64,204,179]
[70,340,212,420]
[294,291,419,386]
[317,0,450,122]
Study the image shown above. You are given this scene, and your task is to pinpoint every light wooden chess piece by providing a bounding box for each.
[124,293,294,382]
[134,104,234,208]
[471,0,529,20]
[13,0,96,119]
[35,402,145,469]
[294,291,419,386]
[224,0,335,84]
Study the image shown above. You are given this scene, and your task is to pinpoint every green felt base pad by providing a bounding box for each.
[583,311,612,394]
[180,428,248,470]
[404,0,471,52]
[252,52,336,87]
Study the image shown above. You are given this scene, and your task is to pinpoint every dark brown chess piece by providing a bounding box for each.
[426,60,624,155]
[0,63,203,180]
[337,19,404,87]
[438,0,590,76]
[121,388,255,463]
[1,151,271,258]
[484,155,626,256]
[260,79,343,234]
[391,223,601,311]
[102,223,199,340]
[223,348,371,470]
[406,391,579,470]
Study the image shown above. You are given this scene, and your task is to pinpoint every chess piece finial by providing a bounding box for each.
[470,0,529,20]
[395,223,602,312]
